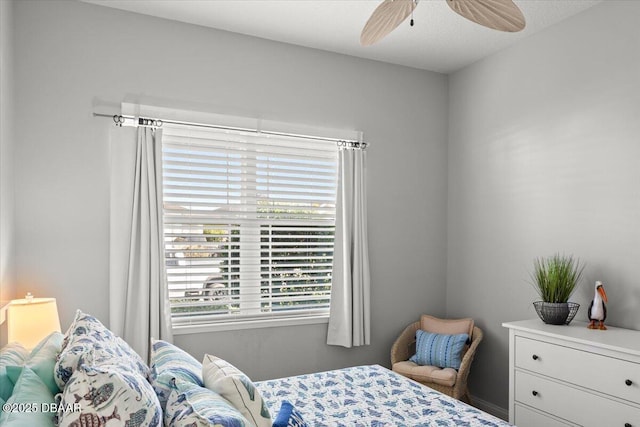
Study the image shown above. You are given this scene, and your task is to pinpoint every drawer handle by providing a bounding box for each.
[532,390,538,396]
[624,423,631,427]
[532,354,539,360]
[625,379,633,386]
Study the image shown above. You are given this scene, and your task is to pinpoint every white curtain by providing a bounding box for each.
[327,146,371,348]
[109,126,172,362]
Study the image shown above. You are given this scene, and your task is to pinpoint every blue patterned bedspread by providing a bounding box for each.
[255,365,511,427]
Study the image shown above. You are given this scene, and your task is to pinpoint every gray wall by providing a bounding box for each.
[11,0,449,380]
[1,0,16,305]
[447,0,640,409]
[0,0,15,346]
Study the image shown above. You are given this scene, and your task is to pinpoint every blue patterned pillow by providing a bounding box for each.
[273,401,308,427]
[164,379,250,426]
[149,339,203,410]
[409,331,469,370]
[56,364,162,427]
[54,310,149,390]
[58,310,106,353]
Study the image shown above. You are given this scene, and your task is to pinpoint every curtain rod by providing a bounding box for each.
[93,112,366,147]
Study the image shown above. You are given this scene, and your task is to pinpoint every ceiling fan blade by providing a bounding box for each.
[446,0,525,32]
[361,0,417,46]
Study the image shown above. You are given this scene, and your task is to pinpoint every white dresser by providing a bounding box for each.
[503,319,640,427]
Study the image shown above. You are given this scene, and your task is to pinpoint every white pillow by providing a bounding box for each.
[202,354,272,427]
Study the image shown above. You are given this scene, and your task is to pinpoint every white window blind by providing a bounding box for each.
[161,124,338,327]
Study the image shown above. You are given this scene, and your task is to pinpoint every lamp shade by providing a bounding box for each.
[8,297,61,350]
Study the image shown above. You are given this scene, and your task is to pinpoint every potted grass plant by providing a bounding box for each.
[530,254,584,325]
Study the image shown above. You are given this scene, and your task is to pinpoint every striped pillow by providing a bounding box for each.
[164,379,250,427]
[150,339,203,410]
[409,331,469,370]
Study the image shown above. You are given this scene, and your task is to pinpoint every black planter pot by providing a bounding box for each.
[533,301,580,325]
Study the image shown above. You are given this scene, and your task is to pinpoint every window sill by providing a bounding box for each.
[172,315,329,335]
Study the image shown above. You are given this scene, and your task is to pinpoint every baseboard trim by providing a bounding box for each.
[470,395,509,422]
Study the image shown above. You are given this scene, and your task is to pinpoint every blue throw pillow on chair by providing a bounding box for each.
[409,330,469,370]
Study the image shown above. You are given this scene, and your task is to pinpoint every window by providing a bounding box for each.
[161,124,338,329]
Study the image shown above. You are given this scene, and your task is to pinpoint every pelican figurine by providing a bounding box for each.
[587,281,608,330]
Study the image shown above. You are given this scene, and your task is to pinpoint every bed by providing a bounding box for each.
[1,308,511,426]
[256,364,510,427]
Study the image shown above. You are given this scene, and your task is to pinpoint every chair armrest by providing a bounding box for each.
[454,326,483,395]
[390,321,420,365]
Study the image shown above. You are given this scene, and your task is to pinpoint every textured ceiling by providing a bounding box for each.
[82,0,601,73]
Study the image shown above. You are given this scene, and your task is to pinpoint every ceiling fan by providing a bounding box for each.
[361,0,526,46]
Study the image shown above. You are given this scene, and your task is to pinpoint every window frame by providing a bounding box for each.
[160,122,340,333]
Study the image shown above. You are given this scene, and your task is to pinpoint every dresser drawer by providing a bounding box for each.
[516,370,640,427]
[516,336,640,403]
[514,404,573,427]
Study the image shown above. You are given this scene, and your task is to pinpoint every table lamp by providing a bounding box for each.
[8,293,61,350]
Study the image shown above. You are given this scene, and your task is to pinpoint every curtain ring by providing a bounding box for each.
[112,115,125,126]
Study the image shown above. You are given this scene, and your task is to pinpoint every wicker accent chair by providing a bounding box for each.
[390,315,483,403]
